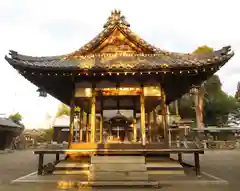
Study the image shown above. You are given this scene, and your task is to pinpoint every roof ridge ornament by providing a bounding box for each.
[103,9,130,28]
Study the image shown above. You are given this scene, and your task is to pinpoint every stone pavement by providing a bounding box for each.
[0,150,239,191]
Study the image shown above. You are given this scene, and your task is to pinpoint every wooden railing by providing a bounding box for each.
[170,140,240,149]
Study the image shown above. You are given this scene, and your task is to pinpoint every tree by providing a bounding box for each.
[203,76,238,126]
[227,82,240,126]
[56,104,70,117]
[8,112,23,125]
[178,94,195,119]
[176,45,239,127]
[234,81,240,100]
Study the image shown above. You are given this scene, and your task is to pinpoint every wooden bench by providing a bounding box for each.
[34,148,203,176]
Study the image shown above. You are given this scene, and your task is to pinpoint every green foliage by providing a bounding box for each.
[204,90,238,126]
[178,94,195,119]
[56,104,70,117]
[193,45,213,54]
[8,112,23,124]
[204,75,222,96]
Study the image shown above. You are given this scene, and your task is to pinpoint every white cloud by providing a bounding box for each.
[0,0,240,128]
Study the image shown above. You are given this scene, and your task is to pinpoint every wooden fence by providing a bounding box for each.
[171,140,240,149]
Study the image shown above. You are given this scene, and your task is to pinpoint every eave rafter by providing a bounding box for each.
[5,45,233,72]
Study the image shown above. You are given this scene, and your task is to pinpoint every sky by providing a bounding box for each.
[0,0,240,129]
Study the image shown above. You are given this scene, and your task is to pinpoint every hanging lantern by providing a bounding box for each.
[37,88,47,97]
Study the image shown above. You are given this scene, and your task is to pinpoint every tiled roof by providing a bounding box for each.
[0,117,23,128]
[5,46,234,71]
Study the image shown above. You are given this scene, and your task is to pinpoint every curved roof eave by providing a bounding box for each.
[5,46,234,72]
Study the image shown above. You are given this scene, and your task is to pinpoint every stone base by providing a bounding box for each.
[91,156,145,164]
[89,171,148,181]
[90,155,148,181]
[90,163,146,172]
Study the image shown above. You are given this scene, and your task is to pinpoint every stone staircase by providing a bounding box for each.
[53,156,90,175]
[89,156,148,181]
[146,155,185,175]
[53,155,184,179]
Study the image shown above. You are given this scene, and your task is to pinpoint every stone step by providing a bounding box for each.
[146,161,183,169]
[145,157,171,162]
[147,170,185,175]
[86,181,156,187]
[65,155,90,162]
[90,163,146,172]
[89,171,148,181]
[55,161,89,169]
[52,170,89,175]
[91,156,145,164]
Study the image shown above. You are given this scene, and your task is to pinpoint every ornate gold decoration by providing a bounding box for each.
[77,59,95,69]
[103,9,130,28]
[96,29,140,53]
[101,87,141,96]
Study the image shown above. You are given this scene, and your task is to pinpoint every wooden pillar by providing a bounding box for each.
[99,95,104,143]
[86,113,89,142]
[194,152,200,176]
[194,88,200,129]
[175,100,179,116]
[109,126,112,137]
[133,110,137,142]
[166,106,171,145]
[160,86,168,143]
[124,125,128,141]
[153,109,157,142]
[83,112,86,142]
[79,109,83,142]
[37,154,44,175]
[99,111,103,143]
[90,86,96,143]
[68,98,75,148]
[147,111,151,142]
[140,85,146,146]
[192,87,203,129]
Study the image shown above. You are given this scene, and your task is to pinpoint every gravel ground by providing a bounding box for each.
[0,150,239,191]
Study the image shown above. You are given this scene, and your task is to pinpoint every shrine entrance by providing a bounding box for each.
[104,110,133,143]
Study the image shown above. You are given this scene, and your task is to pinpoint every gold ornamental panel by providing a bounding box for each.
[75,86,161,97]
[144,86,161,96]
[75,88,92,97]
[101,87,141,96]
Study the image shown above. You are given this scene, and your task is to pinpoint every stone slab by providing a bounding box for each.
[91,156,145,164]
[90,163,146,172]
[11,169,229,186]
[55,161,89,168]
[52,170,89,175]
[89,171,148,181]
[146,161,183,168]
[147,170,185,175]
